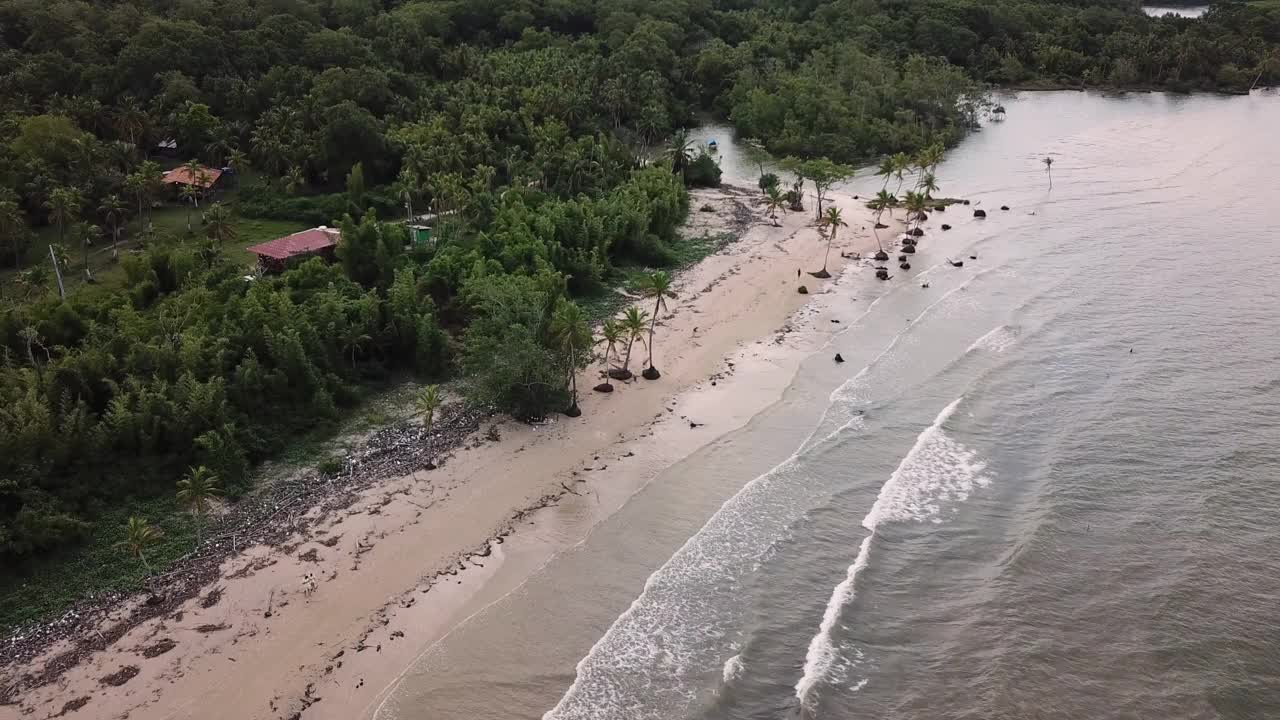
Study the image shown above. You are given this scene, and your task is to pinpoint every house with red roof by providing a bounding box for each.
[161,165,223,190]
[246,226,341,273]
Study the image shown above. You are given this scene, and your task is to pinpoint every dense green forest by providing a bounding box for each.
[1,0,1277,623]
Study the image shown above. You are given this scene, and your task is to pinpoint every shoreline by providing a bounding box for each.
[2,184,889,720]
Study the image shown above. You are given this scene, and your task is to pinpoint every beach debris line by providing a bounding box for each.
[1,400,492,697]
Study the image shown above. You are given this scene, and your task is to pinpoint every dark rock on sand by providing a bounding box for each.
[607,368,633,380]
[642,367,661,380]
[910,227,924,236]
[809,269,831,279]
[593,382,614,393]
[900,262,911,270]
[973,209,986,218]
[797,285,809,294]
[875,222,889,229]
[1001,205,1010,210]
[902,244,916,254]
[874,250,889,261]
[962,200,971,205]
[935,205,946,212]
[834,353,845,363]
[941,224,952,230]
[564,404,582,417]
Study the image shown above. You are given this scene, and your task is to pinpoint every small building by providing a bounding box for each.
[162,165,223,191]
[246,226,341,273]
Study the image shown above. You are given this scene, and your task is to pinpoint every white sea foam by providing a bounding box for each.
[543,415,866,720]
[722,654,744,684]
[966,324,1018,354]
[794,397,989,709]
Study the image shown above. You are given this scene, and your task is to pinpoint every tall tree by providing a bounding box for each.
[637,271,673,379]
[45,187,82,249]
[815,206,847,277]
[117,517,164,574]
[98,194,126,259]
[176,466,221,547]
[795,157,854,220]
[596,318,623,391]
[619,307,650,380]
[416,384,442,469]
[549,299,592,415]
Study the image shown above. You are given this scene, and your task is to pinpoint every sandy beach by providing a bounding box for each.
[2,184,891,720]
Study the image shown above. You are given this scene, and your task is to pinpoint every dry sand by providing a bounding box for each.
[2,185,893,720]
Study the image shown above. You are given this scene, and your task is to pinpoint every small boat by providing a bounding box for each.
[707,139,719,153]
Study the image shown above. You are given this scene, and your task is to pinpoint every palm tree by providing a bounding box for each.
[113,98,149,147]
[763,185,787,226]
[393,168,419,223]
[550,300,592,415]
[117,516,164,574]
[1043,156,1054,189]
[45,187,81,249]
[285,165,305,195]
[98,195,126,259]
[867,193,892,256]
[180,183,200,234]
[637,271,673,380]
[204,203,235,246]
[176,466,222,547]
[415,385,442,468]
[618,307,650,381]
[664,129,694,178]
[918,172,940,200]
[891,152,911,198]
[815,207,846,278]
[876,157,895,191]
[596,318,623,392]
[904,191,929,237]
[72,222,98,280]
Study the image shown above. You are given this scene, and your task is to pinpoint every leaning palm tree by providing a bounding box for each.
[550,300,592,415]
[176,466,222,548]
[1043,156,1054,189]
[867,194,892,256]
[876,156,895,191]
[891,152,911,198]
[416,384,442,468]
[117,516,164,574]
[763,185,787,226]
[595,318,623,392]
[204,203,235,246]
[617,307,650,381]
[814,206,846,278]
[637,271,673,380]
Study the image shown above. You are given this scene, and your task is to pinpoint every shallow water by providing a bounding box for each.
[380,90,1280,720]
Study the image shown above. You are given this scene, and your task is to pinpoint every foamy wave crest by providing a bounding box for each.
[794,397,989,709]
[544,417,865,720]
[722,654,744,684]
[966,325,1018,354]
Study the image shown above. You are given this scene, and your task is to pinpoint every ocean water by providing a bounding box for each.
[378,90,1280,720]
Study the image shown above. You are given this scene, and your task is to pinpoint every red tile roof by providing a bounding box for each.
[162,165,223,188]
[246,227,341,260]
